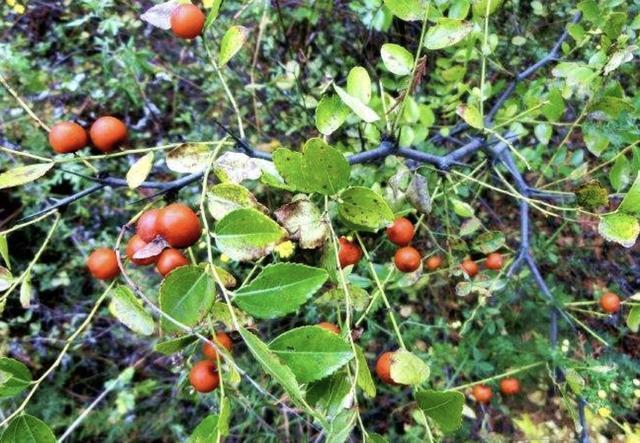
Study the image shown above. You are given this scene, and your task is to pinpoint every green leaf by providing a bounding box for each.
[380,43,414,76]
[472,231,506,254]
[215,208,287,261]
[274,197,329,249]
[207,183,265,221]
[355,345,376,398]
[0,235,8,270]
[19,271,31,309]
[598,212,639,248]
[315,285,369,312]
[204,0,223,29]
[609,155,631,192]
[383,0,428,21]
[154,335,198,355]
[325,408,357,443]
[315,95,350,135]
[582,126,610,157]
[0,163,54,190]
[619,173,640,216]
[306,372,351,418]
[627,306,640,333]
[234,263,328,319]
[415,390,465,434]
[158,265,216,333]
[218,25,249,66]
[564,368,586,395]
[424,19,473,50]
[272,139,351,195]
[0,357,31,398]
[238,327,305,405]
[270,326,353,383]
[338,187,394,231]
[346,67,371,104]
[389,350,430,385]
[450,198,474,217]
[471,0,504,16]
[0,415,55,443]
[460,217,481,237]
[188,415,219,443]
[109,285,154,336]
[334,85,380,123]
[456,104,483,129]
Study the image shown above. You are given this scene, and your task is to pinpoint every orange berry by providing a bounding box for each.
[170,4,205,39]
[202,332,233,361]
[125,234,159,266]
[386,217,414,246]
[485,252,503,270]
[136,209,161,243]
[600,292,621,314]
[49,121,88,154]
[426,255,443,271]
[338,237,362,268]
[156,248,189,276]
[317,322,340,334]
[472,384,493,404]
[461,258,479,277]
[189,360,220,393]
[375,351,397,385]
[87,247,120,280]
[500,377,521,396]
[89,116,127,152]
[394,246,421,273]
[157,203,201,248]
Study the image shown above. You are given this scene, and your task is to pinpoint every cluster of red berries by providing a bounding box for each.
[471,378,521,404]
[86,203,201,280]
[190,331,233,393]
[49,116,127,154]
[460,251,504,278]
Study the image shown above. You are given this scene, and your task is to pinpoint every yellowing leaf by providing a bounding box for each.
[126,152,154,189]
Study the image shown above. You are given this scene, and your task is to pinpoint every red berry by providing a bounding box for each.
[461,259,479,277]
[89,116,127,153]
[156,248,189,276]
[202,332,233,361]
[338,237,362,268]
[472,384,493,404]
[87,247,120,280]
[394,246,421,273]
[485,252,503,270]
[375,351,397,385]
[49,121,88,154]
[170,4,205,39]
[426,255,443,271]
[157,203,201,248]
[386,217,414,246]
[189,360,220,393]
[136,209,161,243]
[500,377,521,396]
[600,292,621,314]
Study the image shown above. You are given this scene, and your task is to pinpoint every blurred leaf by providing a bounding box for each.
[325,408,357,443]
[415,390,464,434]
[598,212,639,248]
[154,335,198,355]
[424,19,472,50]
[127,152,154,189]
[0,267,13,292]
[214,208,287,261]
[0,357,31,398]
[19,271,31,308]
[450,198,474,217]
[218,26,249,66]
[355,345,376,398]
[334,85,380,123]
[618,172,640,215]
[383,0,428,21]
[0,236,9,270]
[456,104,483,129]
[390,350,429,385]
[140,1,178,30]
[188,415,220,443]
[204,0,223,29]
[346,67,371,104]
[315,95,350,135]
[158,266,216,333]
[565,368,586,394]
[109,285,154,336]
[471,0,504,16]
[315,285,369,311]
[609,155,630,192]
[0,163,54,190]
[235,263,328,319]
[472,231,505,254]
[0,415,55,443]
[627,306,640,333]
[166,144,211,174]
[380,43,414,76]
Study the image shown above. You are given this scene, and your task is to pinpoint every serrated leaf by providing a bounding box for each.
[307,372,352,419]
[0,163,54,190]
[456,104,483,129]
[0,357,31,398]
[154,335,198,355]
[140,0,178,30]
[215,208,288,261]
[127,152,154,189]
[315,95,350,135]
[415,390,465,434]
[207,183,265,221]
[338,187,394,231]
[325,408,358,443]
[158,265,216,333]
[598,212,639,248]
[424,19,473,50]
[389,349,430,385]
[274,197,329,249]
[270,326,353,383]
[272,139,351,195]
[334,85,380,123]
[383,0,428,21]
[19,271,31,309]
[380,43,414,76]
[346,67,371,104]
[219,25,249,66]
[109,285,154,336]
[166,144,211,174]
[234,263,328,319]
[0,415,55,443]
[239,327,305,405]
[355,345,376,398]
[627,306,640,333]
